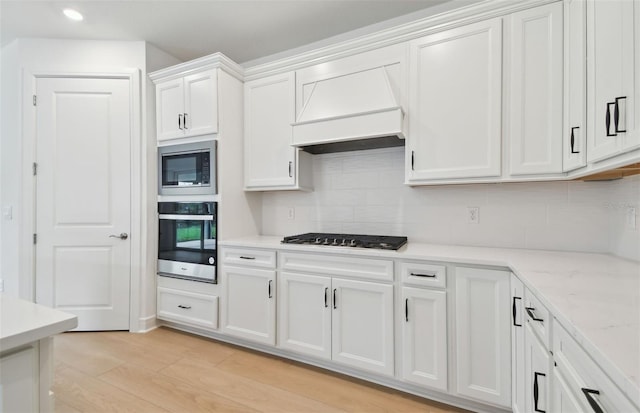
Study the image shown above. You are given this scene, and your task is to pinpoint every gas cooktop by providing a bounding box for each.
[281,233,408,250]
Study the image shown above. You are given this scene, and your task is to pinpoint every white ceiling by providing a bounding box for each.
[0,0,463,65]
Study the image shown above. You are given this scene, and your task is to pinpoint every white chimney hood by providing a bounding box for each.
[291,65,405,153]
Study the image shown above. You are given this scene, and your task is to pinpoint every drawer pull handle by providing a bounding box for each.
[239,256,256,260]
[570,127,580,154]
[177,305,191,310]
[410,272,437,278]
[268,280,273,298]
[512,296,522,327]
[525,307,544,322]
[333,289,337,309]
[606,102,617,137]
[614,96,627,133]
[324,287,328,308]
[533,372,546,413]
[581,388,604,413]
[405,298,409,322]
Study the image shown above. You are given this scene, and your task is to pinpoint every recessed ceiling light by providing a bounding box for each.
[63,8,83,21]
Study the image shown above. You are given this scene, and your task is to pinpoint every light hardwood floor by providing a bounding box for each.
[53,327,468,413]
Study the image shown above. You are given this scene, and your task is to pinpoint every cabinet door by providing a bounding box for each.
[156,78,185,142]
[401,287,447,391]
[0,346,39,413]
[244,72,298,189]
[524,323,551,413]
[221,266,276,345]
[278,272,331,360]
[332,278,394,376]
[455,267,511,408]
[183,69,218,138]
[509,2,563,176]
[563,0,587,172]
[552,368,585,413]
[511,275,526,413]
[587,0,638,161]
[407,18,502,182]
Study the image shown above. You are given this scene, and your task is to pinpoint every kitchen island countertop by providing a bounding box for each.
[219,236,640,407]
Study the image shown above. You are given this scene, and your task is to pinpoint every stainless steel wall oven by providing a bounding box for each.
[158,202,217,283]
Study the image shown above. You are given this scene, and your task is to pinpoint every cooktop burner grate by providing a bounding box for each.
[281,233,408,250]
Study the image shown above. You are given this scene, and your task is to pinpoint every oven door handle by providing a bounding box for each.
[158,214,214,220]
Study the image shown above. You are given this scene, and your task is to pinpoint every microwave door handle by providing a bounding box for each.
[158,214,214,221]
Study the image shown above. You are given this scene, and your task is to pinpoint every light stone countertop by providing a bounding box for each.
[219,236,640,407]
[0,293,77,353]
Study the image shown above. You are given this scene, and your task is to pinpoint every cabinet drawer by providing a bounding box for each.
[279,252,393,281]
[399,261,446,288]
[157,287,218,330]
[220,247,276,269]
[553,320,638,412]
[524,288,551,348]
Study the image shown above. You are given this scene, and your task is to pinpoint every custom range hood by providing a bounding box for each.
[291,65,406,154]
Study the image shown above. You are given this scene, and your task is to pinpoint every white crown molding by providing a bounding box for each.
[243,0,557,81]
[148,52,244,83]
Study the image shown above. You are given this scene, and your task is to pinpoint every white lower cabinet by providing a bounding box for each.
[157,287,219,331]
[221,266,276,345]
[401,286,447,391]
[278,271,332,359]
[331,278,394,376]
[524,322,551,413]
[454,266,511,408]
[0,346,39,413]
[552,367,586,413]
[511,274,526,413]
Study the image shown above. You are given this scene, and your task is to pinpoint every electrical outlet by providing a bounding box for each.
[627,207,637,230]
[287,207,295,220]
[467,207,479,224]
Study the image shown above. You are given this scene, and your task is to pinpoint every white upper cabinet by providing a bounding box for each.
[407,18,502,182]
[587,0,639,162]
[244,72,312,191]
[155,69,218,143]
[508,2,564,176]
[563,0,587,172]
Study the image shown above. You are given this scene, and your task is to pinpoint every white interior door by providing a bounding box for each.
[35,76,131,331]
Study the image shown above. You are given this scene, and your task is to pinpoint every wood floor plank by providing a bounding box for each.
[216,349,464,413]
[99,363,260,413]
[54,332,125,376]
[161,356,348,413]
[53,363,172,413]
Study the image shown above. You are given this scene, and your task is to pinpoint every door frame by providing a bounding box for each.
[21,69,143,331]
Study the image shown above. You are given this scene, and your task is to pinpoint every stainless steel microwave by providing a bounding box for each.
[158,141,216,196]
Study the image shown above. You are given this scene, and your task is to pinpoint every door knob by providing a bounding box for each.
[109,233,128,240]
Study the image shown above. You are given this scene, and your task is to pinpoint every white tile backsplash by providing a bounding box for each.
[261,147,640,261]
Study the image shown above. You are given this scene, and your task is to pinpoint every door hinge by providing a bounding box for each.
[33,162,38,176]
[33,95,37,106]
[33,233,37,244]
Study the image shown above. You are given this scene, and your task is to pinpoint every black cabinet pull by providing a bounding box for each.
[512,296,522,327]
[533,372,546,413]
[177,304,191,309]
[581,388,604,413]
[606,102,617,136]
[411,151,415,170]
[526,307,544,322]
[410,272,436,278]
[178,114,183,130]
[333,289,337,309]
[570,127,580,154]
[288,161,293,177]
[405,298,409,322]
[239,256,255,260]
[268,280,273,298]
[183,113,188,129]
[324,287,328,308]
[615,96,627,133]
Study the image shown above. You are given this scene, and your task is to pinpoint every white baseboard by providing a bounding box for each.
[133,315,158,333]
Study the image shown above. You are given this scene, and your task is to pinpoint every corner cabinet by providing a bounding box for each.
[244,72,312,191]
[155,69,218,143]
[454,266,511,408]
[587,0,640,162]
[406,18,502,182]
